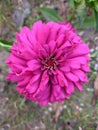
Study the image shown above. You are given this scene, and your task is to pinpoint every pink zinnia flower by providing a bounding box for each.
[6,20,91,106]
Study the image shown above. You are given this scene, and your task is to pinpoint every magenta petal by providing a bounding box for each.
[17,33,31,48]
[65,80,75,94]
[6,72,23,82]
[72,70,88,82]
[17,86,25,94]
[56,34,65,48]
[82,65,91,72]
[27,30,37,49]
[50,87,70,102]
[47,22,60,42]
[70,44,90,57]
[52,85,61,97]
[60,65,70,72]
[48,40,57,53]
[17,76,32,88]
[27,60,41,71]
[33,84,50,106]
[26,81,39,94]
[25,74,41,93]
[39,99,49,106]
[6,20,90,106]
[58,21,76,32]
[75,82,83,91]
[57,70,68,87]
[65,72,79,82]
[6,54,26,66]
[39,70,49,91]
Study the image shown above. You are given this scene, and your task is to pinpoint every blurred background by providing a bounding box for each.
[0,0,98,130]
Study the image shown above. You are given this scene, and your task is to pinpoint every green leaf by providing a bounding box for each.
[87,0,96,2]
[94,9,98,32]
[0,39,12,49]
[19,99,26,109]
[75,0,86,25]
[40,7,62,22]
[68,0,75,9]
[0,39,12,45]
[74,15,94,29]
[74,0,81,3]
[90,51,98,58]
[90,65,96,71]
[94,1,98,12]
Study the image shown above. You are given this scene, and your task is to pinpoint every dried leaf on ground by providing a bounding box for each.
[52,101,64,123]
[13,0,31,28]
[91,74,98,105]
[96,125,98,130]
[65,121,74,130]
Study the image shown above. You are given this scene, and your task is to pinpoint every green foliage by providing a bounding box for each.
[68,0,75,9]
[85,0,98,31]
[68,0,98,31]
[0,39,12,50]
[90,51,98,59]
[75,0,86,25]
[39,0,98,31]
[90,50,98,72]
[94,1,98,12]
[40,7,62,22]
[0,1,97,129]
[74,15,95,29]
[19,99,26,110]
[94,10,98,32]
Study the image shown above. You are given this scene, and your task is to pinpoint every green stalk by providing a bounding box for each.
[94,9,98,32]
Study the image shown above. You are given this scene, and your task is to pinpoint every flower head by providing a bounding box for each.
[6,20,91,106]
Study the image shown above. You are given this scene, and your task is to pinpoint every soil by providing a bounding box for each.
[0,0,98,130]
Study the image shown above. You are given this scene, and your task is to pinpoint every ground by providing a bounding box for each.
[0,0,98,130]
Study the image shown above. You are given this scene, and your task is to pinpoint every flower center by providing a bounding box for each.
[43,57,57,70]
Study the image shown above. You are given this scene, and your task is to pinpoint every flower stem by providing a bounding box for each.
[94,9,98,32]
